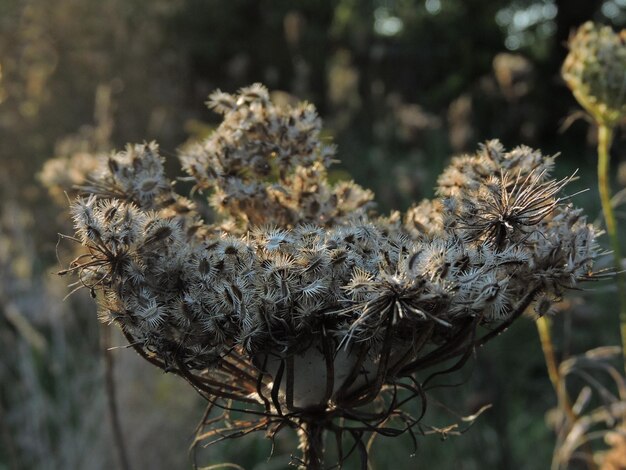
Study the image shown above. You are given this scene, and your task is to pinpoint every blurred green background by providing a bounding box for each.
[1,1,625,468]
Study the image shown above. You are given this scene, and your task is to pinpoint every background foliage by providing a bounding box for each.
[1,1,625,468]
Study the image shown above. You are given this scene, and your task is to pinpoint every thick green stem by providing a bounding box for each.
[597,124,626,371]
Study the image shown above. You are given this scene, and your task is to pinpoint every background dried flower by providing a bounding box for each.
[562,22,626,127]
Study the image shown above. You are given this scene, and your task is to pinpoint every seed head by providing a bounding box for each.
[56,86,604,450]
[562,22,626,126]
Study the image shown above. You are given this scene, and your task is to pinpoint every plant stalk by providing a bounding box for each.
[536,317,576,423]
[537,316,598,470]
[298,420,324,470]
[0,398,19,470]
[597,124,626,372]
[101,325,131,470]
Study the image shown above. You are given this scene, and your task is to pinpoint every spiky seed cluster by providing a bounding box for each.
[562,21,626,126]
[82,142,171,208]
[180,84,373,231]
[62,86,600,395]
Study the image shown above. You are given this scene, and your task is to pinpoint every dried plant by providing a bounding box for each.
[56,84,603,468]
[547,346,626,470]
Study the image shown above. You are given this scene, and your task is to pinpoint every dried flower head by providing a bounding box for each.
[38,151,103,203]
[562,22,626,126]
[180,83,373,231]
[455,170,579,249]
[54,84,604,468]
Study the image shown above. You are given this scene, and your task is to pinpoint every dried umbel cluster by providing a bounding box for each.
[181,82,373,231]
[61,84,602,467]
[562,21,626,126]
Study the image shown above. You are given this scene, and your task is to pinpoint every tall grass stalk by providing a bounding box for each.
[536,317,575,422]
[536,316,598,470]
[597,124,626,371]
[101,326,131,470]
